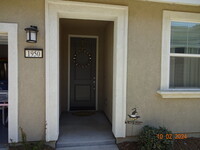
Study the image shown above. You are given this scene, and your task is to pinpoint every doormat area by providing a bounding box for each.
[72,111,96,116]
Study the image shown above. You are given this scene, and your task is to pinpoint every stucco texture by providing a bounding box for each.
[0,0,200,141]
[0,0,45,141]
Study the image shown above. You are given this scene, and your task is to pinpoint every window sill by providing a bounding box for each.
[157,90,200,98]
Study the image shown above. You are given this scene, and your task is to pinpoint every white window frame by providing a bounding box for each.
[144,0,200,6]
[158,10,200,98]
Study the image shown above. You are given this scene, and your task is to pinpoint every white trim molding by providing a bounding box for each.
[45,0,128,141]
[141,0,200,6]
[157,90,200,98]
[0,23,18,142]
[158,10,200,99]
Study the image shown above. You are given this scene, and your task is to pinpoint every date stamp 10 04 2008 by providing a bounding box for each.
[157,134,188,140]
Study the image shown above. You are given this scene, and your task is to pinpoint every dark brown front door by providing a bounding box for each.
[70,37,96,110]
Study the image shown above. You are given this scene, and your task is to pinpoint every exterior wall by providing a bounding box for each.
[0,0,200,141]
[125,1,200,137]
[0,0,45,141]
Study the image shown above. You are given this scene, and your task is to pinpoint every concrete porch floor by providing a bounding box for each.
[57,111,119,150]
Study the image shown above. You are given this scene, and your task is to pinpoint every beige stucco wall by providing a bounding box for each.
[103,22,114,123]
[0,0,200,141]
[0,0,45,141]
[124,1,200,137]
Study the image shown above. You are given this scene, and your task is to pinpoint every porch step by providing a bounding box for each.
[56,144,119,150]
[56,139,115,148]
[57,112,118,150]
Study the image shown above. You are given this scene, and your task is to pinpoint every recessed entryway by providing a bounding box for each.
[59,19,114,115]
[45,0,128,141]
[57,112,118,150]
[58,18,116,148]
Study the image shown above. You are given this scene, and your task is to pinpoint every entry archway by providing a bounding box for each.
[45,0,128,141]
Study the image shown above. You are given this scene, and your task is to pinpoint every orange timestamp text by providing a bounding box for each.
[157,134,187,140]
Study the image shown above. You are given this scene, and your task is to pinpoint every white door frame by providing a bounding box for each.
[0,23,18,142]
[45,0,128,141]
[68,35,99,111]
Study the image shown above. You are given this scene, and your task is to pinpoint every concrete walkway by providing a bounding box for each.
[56,112,118,150]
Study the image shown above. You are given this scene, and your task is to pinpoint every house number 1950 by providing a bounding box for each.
[25,49,43,58]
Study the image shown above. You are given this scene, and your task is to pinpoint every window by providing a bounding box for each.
[158,11,200,98]
[170,22,200,88]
